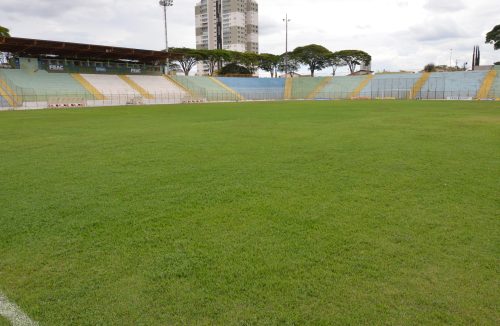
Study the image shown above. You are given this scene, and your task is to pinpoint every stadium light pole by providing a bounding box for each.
[160,0,174,75]
[283,14,291,76]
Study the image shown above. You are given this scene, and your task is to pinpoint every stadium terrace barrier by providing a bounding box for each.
[1,68,499,110]
[47,97,86,108]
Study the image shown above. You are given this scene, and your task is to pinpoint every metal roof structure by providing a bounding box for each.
[0,37,180,64]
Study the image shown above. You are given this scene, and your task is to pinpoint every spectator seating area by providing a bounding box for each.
[217,77,285,100]
[314,76,367,99]
[0,69,92,103]
[1,66,499,109]
[359,73,423,99]
[290,77,331,100]
[487,66,500,99]
[0,95,8,107]
[128,75,187,98]
[419,71,488,99]
[172,76,235,101]
[79,74,140,98]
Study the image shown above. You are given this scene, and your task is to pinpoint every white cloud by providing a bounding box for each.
[423,0,467,12]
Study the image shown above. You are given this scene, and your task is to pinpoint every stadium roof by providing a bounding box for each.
[0,37,180,64]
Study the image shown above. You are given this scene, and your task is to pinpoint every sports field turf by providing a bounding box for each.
[0,100,499,325]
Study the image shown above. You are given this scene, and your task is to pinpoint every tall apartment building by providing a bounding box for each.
[195,0,259,75]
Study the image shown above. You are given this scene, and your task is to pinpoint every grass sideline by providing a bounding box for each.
[0,100,499,324]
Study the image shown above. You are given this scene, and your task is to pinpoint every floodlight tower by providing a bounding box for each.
[160,0,174,74]
[283,14,291,76]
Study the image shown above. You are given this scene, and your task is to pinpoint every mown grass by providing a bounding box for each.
[0,317,10,326]
[0,100,499,325]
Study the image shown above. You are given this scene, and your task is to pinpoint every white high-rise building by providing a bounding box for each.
[195,0,259,75]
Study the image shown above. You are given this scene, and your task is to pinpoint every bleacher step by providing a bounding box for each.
[307,77,333,99]
[411,72,431,99]
[350,75,373,98]
[477,69,497,99]
[0,79,19,107]
[71,74,106,100]
[209,77,245,101]
[284,78,293,99]
[119,75,154,99]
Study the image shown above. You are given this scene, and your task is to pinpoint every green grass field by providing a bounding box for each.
[0,100,499,325]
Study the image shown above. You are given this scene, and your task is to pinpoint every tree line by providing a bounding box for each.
[170,45,371,77]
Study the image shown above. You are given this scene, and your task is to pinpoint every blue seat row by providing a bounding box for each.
[419,71,487,99]
[217,77,285,100]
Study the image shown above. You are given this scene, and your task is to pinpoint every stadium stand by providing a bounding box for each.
[314,76,367,99]
[410,72,431,99]
[351,75,373,98]
[119,76,154,99]
[290,77,331,99]
[0,95,8,108]
[71,74,105,100]
[284,78,293,99]
[487,66,500,99]
[126,75,187,99]
[419,71,487,99]
[79,74,139,98]
[0,78,19,107]
[0,69,92,103]
[359,73,422,99]
[217,77,285,100]
[476,69,497,99]
[172,76,235,101]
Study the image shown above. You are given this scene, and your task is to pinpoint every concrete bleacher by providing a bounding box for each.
[359,73,421,99]
[291,77,331,99]
[2,68,498,109]
[172,76,234,101]
[127,75,187,97]
[80,74,139,97]
[217,77,285,100]
[419,71,487,99]
[315,76,367,99]
[0,95,9,107]
[0,69,92,101]
[487,66,500,99]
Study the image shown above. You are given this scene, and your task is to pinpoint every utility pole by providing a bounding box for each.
[283,14,291,76]
[159,0,173,75]
[216,0,223,71]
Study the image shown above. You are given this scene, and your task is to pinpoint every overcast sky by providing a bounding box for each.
[0,0,498,75]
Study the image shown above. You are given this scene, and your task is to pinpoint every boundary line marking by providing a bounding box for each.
[0,292,38,326]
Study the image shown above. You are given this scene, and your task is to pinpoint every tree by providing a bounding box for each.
[291,44,332,77]
[328,52,345,76]
[424,63,436,72]
[170,48,201,76]
[277,54,300,76]
[198,49,232,76]
[219,63,252,76]
[335,50,372,74]
[167,62,182,74]
[233,52,260,74]
[0,26,10,37]
[259,53,281,78]
[485,25,500,50]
